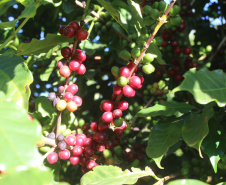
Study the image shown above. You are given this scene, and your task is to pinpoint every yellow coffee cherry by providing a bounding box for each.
[56,100,67,111]
[66,101,77,112]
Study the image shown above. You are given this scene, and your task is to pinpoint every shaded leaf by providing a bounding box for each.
[17,34,73,56]
[44,161,61,182]
[147,43,165,64]
[173,68,226,107]
[182,106,214,157]
[146,117,183,158]
[201,118,226,172]
[168,179,208,185]
[137,101,195,117]
[0,102,42,171]
[79,40,106,56]
[40,60,57,81]
[0,20,17,29]
[18,1,38,19]
[0,55,33,109]
[81,165,155,185]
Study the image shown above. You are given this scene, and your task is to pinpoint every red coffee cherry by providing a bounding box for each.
[178,23,186,31]
[84,147,94,158]
[86,160,98,170]
[129,76,142,89]
[64,92,73,102]
[96,143,105,152]
[69,60,81,71]
[175,74,183,81]
[72,96,82,107]
[171,40,179,48]
[72,49,86,62]
[59,25,66,36]
[183,47,192,55]
[120,121,127,130]
[76,30,89,40]
[66,84,78,95]
[119,67,130,78]
[98,122,109,132]
[79,156,88,166]
[70,156,80,165]
[61,47,72,58]
[96,132,107,143]
[113,109,122,118]
[65,135,76,146]
[64,25,76,38]
[102,111,113,123]
[174,47,181,54]
[58,149,70,160]
[76,136,85,146]
[114,128,124,137]
[47,152,58,164]
[59,66,71,78]
[76,63,86,75]
[113,85,122,95]
[168,69,176,77]
[117,101,128,111]
[69,20,79,31]
[102,100,114,112]
[83,138,93,147]
[72,145,83,156]
[90,122,99,132]
[122,85,136,98]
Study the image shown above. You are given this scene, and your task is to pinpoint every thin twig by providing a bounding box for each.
[42,136,57,147]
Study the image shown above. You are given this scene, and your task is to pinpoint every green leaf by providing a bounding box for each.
[147,43,165,64]
[40,60,57,81]
[16,0,33,6]
[18,1,38,19]
[127,0,143,34]
[137,101,195,117]
[201,118,226,173]
[0,55,33,109]
[146,117,183,159]
[34,96,57,118]
[44,161,61,181]
[0,20,17,29]
[182,106,214,157]
[17,34,73,56]
[0,102,42,171]
[173,68,226,107]
[80,166,155,185]
[153,156,164,169]
[79,40,106,56]
[0,1,16,17]
[43,0,62,7]
[168,179,209,185]
[97,0,129,33]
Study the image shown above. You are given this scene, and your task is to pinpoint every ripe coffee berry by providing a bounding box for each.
[73,49,86,62]
[119,67,130,78]
[59,66,71,78]
[102,100,114,112]
[59,149,70,160]
[84,147,94,158]
[117,101,128,111]
[76,30,89,41]
[113,109,122,118]
[69,20,79,31]
[174,47,181,55]
[129,76,142,89]
[83,138,93,147]
[72,96,82,107]
[113,85,122,95]
[102,111,113,123]
[66,84,78,95]
[58,141,67,150]
[90,122,99,132]
[76,136,85,146]
[70,156,80,165]
[96,143,105,152]
[59,25,66,35]
[65,135,76,146]
[76,63,86,75]
[72,145,83,156]
[64,25,76,38]
[120,121,127,130]
[114,128,124,137]
[61,47,71,58]
[183,47,192,55]
[47,152,58,164]
[98,122,109,132]
[64,92,73,102]
[122,85,136,98]
[69,60,81,71]
[87,160,98,170]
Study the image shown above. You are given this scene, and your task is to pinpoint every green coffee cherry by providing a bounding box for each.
[131,47,141,59]
[158,1,168,13]
[169,5,181,16]
[117,76,128,87]
[150,9,160,20]
[120,50,131,61]
[143,16,155,26]
[143,53,155,63]
[111,66,120,77]
[103,149,112,159]
[143,5,152,15]
[170,16,182,27]
[142,64,155,74]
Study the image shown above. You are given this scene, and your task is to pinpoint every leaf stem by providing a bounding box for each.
[0,17,30,51]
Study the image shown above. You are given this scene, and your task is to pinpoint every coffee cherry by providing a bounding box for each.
[168,69,176,77]
[169,5,181,16]
[175,74,183,81]
[69,60,81,71]
[61,47,72,58]
[96,143,105,152]
[79,156,88,166]
[83,138,93,147]
[69,20,79,31]
[102,112,113,123]
[150,9,160,20]
[65,135,76,146]
[171,40,179,48]
[105,157,114,165]
[76,30,88,40]
[47,152,58,164]
[103,149,112,159]
[102,100,114,112]
[113,118,123,127]
[56,100,67,111]
[95,132,107,143]
[64,92,73,102]
[58,86,64,94]
[76,63,86,75]
[98,122,109,132]
[122,85,136,98]
[131,47,141,59]
[117,101,128,111]
[183,47,192,55]
[64,25,76,38]
[59,25,66,35]
[120,50,131,61]
[66,84,78,95]
[117,76,128,87]
[53,97,60,107]
[87,160,98,170]
[59,149,70,160]
[174,47,181,54]
[143,5,152,15]
[70,156,80,165]
[142,64,155,74]
[57,134,64,141]
[47,132,55,139]
[72,96,82,107]
[58,141,67,150]
[59,66,71,78]
[114,128,124,137]
[48,92,56,101]
[72,145,83,156]
[119,67,130,78]
[113,85,122,95]
[90,122,99,132]
[73,49,86,62]
[28,114,33,121]
[120,121,127,130]
[113,109,122,118]
[67,101,78,112]
[84,147,94,158]
[111,66,119,77]
[76,136,85,146]
[129,76,142,89]
[143,53,155,63]
[178,23,186,31]
[57,59,65,69]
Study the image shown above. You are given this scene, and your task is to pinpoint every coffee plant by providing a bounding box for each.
[0,0,226,184]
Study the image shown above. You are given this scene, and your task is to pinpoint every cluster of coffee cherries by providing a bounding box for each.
[48,84,82,112]
[59,20,88,40]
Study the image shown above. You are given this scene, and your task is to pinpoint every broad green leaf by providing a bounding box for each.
[182,106,214,157]
[137,101,195,117]
[40,60,57,81]
[127,0,143,34]
[146,117,183,158]
[0,102,42,171]
[0,55,33,109]
[80,166,155,185]
[16,0,32,6]
[79,40,106,56]
[173,68,226,107]
[0,1,15,16]
[18,1,39,19]
[97,0,129,33]
[201,118,226,173]
[153,156,164,169]
[147,43,166,64]
[61,109,76,126]
[34,96,57,118]
[168,179,208,185]
[17,34,73,56]
[0,20,17,29]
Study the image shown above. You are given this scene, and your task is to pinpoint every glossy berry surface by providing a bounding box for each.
[76,30,89,40]
[70,156,80,165]
[69,60,81,71]
[65,135,76,146]
[61,47,71,58]
[66,101,77,112]
[102,111,113,123]
[76,64,86,75]
[47,152,58,164]
[66,84,78,95]
[122,85,136,98]
[72,96,82,107]
[56,100,67,111]
[72,145,83,156]
[59,149,70,160]
[59,66,71,78]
